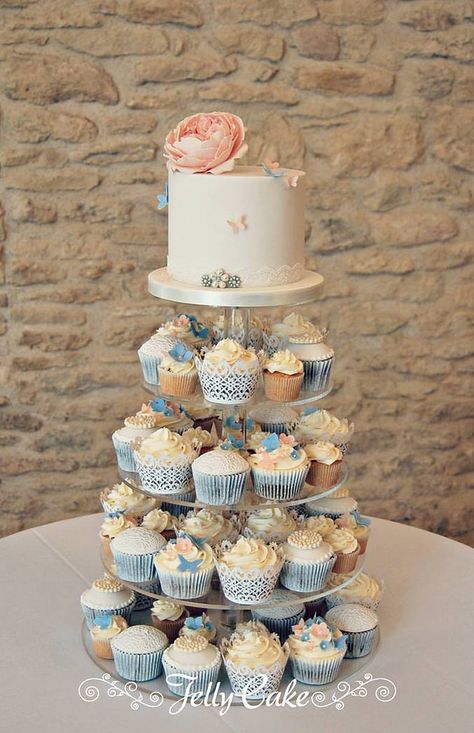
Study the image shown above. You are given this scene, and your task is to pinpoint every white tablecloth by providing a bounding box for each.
[0,514,472,732]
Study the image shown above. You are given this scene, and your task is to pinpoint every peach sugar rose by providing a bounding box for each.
[164,112,247,175]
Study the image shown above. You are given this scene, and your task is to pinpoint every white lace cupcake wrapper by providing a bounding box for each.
[302,358,333,391]
[193,468,248,506]
[259,419,299,436]
[288,651,344,685]
[157,567,214,600]
[195,358,261,405]
[343,628,377,658]
[211,326,262,352]
[163,657,222,697]
[262,332,289,356]
[112,434,137,472]
[134,453,193,495]
[279,555,336,593]
[215,562,282,605]
[112,549,158,583]
[223,657,288,699]
[81,600,135,630]
[112,647,165,682]
[250,611,305,642]
[251,464,309,501]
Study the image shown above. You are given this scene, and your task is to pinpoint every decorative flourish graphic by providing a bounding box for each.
[311,673,397,710]
[78,674,164,710]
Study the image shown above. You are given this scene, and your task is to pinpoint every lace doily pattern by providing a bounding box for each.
[134,452,194,495]
[214,544,283,605]
[262,332,289,356]
[195,354,262,404]
[222,653,289,699]
[133,580,161,612]
[170,262,304,288]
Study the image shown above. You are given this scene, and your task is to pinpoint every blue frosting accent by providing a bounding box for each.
[169,341,193,363]
[320,640,329,650]
[290,448,300,460]
[224,416,241,430]
[178,313,209,340]
[177,555,203,573]
[220,433,244,451]
[184,615,213,631]
[334,634,348,651]
[262,433,280,452]
[94,614,113,630]
[351,510,371,527]
[156,182,168,210]
[246,418,255,430]
[150,398,175,417]
[262,163,286,179]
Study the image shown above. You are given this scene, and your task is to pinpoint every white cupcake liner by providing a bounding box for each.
[223,656,288,699]
[259,419,299,435]
[250,611,305,642]
[193,468,248,506]
[163,656,221,696]
[251,463,309,501]
[343,627,377,658]
[280,555,336,593]
[112,433,137,472]
[288,651,344,685]
[157,567,214,600]
[112,647,165,682]
[81,599,135,630]
[134,451,193,495]
[215,561,282,605]
[302,358,333,391]
[112,549,158,582]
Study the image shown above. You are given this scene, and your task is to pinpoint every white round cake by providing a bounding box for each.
[167,166,306,288]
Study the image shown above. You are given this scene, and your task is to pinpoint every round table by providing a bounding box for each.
[0,514,472,732]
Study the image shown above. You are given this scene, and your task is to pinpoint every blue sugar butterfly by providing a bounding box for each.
[150,398,174,417]
[169,342,193,363]
[185,616,204,630]
[262,433,280,452]
[156,182,168,210]
[179,313,209,340]
[262,163,286,179]
[177,555,203,573]
[221,433,244,451]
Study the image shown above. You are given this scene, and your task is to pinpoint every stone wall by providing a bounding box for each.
[0,0,473,544]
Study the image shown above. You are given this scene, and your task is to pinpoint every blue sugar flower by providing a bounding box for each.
[300,632,310,642]
[224,416,241,430]
[290,449,299,460]
[150,398,174,417]
[95,614,113,630]
[262,433,280,452]
[185,616,204,630]
[179,313,209,340]
[320,640,329,650]
[169,342,193,363]
[156,182,168,210]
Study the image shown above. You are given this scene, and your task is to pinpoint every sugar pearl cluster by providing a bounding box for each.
[125,414,156,429]
[287,530,323,549]
[174,635,208,653]
[93,577,124,592]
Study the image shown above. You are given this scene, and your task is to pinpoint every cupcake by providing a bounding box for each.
[336,511,371,554]
[163,635,222,696]
[263,349,304,401]
[263,312,326,354]
[134,427,199,495]
[325,604,378,658]
[90,614,128,659]
[147,398,193,434]
[285,616,347,685]
[178,509,236,547]
[214,536,283,605]
[305,494,358,520]
[305,441,343,489]
[221,625,288,699]
[110,527,167,582]
[156,313,210,349]
[80,576,135,629]
[154,533,214,599]
[246,430,270,453]
[112,409,158,473]
[245,507,298,543]
[141,508,176,540]
[99,514,138,565]
[280,530,336,592]
[248,404,299,435]
[179,613,217,643]
[182,426,218,454]
[100,482,159,521]
[150,599,189,641]
[325,572,384,611]
[186,404,222,435]
[159,341,199,398]
[251,590,305,642]
[304,514,336,538]
[248,433,309,501]
[192,447,250,506]
[288,337,334,392]
[326,528,360,573]
[195,339,261,404]
[138,333,177,385]
[295,406,354,453]
[111,625,169,682]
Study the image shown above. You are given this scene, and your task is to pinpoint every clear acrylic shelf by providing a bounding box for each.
[117,465,350,510]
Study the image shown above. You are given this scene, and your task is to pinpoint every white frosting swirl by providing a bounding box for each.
[151,599,185,621]
[224,628,285,668]
[304,441,342,465]
[264,349,303,376]
[137,427,196,461]
[326,528,359,554]
[216,537,280,572]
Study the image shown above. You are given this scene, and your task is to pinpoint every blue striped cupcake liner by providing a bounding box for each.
[251,463,309,501]
[112,549,158,583]
[161,489,196,517]
[344,627,377,658]
[259,420,299,435]
[251,611,305,642]
[157,567,214,600]
[280,555,336,593]
[193,468,248,506]
[137,349,161,385]
[112,433,137,472]
[133,580,161,611]
[112,647,165,682]
[288,652,344,685]
[81,600,135,630]
[302,358,333,392]
[163,657,221,696]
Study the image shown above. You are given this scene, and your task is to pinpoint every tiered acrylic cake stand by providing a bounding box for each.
[82,269,380,702]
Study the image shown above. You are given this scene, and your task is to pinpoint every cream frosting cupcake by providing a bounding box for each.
[295,407,354,451]
[325,572,384,611]
[264,312,326,353]
[154,533,214,599]
[280,529,336,592]
[304,514,336,537]
[80,576,136,629]
[196,338,261,404]
[289,337,334,392]
[246,430,270,452]
[326,528,360,573]
[112,408,160,472]
[138,332,177,385]
[156,313,210,348]
[178,509,236,546]
[90,614,128,659]
[214,536,284,604]
[100,514,138,564]
[159,341,199,398]
[325,604,378,658]
[100,482,159,520]
[285,616,346,685]
[263,349,304,401]
[179,613,217,642]
[163,635,222,696]
[221,625,288,698]
[305,440,343,489]
[192,446,250,506]
[245,507,298,543]
[134,427,199,495]
[141,508,175,539]
[336,511,371,554]
[110,526,167,582]
[182,426,217,454]
[150,599,189,641]
[248,433,309,501]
